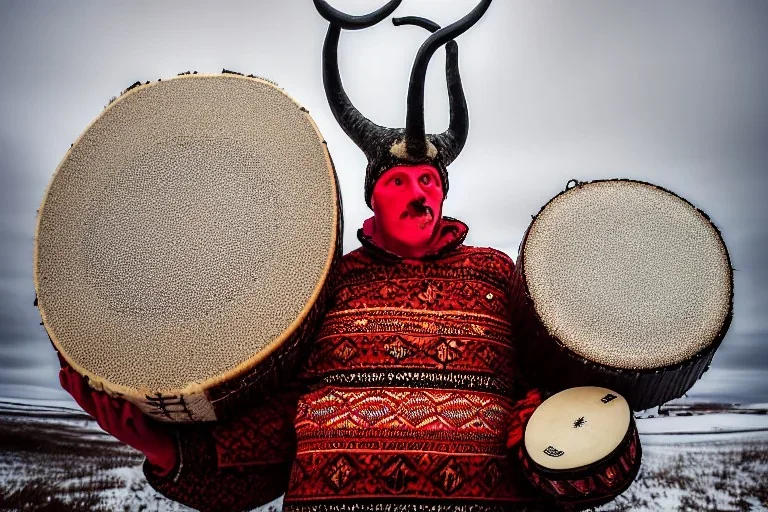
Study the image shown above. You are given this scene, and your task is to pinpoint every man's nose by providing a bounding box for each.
[409,195,426,207]
[404,179,424,198]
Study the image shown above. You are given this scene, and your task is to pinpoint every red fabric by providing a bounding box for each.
[284,244,544,508]
[120,215,636,511]
[58,364,177,475]
[506,388,543,449]
[143,389,301,512]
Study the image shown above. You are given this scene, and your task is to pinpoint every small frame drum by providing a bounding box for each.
[34,73,342,422]
[518,387,641,508]
[517,179,733,410]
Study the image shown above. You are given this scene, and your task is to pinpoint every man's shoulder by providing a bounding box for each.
[336,245,517,275]
[455,244,517,269]
[340,246,370,264]
[335,247,377,276]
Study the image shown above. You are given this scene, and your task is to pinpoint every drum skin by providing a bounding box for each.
[518,386,642,508]
[34,73,343,422]
[518,420,641,508]
[516,179,733,411]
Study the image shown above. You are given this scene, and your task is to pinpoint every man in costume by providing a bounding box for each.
[60,1,637,510]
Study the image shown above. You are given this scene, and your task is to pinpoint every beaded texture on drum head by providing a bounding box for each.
[518,179,733,410]
[34,74,340,422]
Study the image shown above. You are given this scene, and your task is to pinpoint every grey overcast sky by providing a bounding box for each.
[1,1,766,404]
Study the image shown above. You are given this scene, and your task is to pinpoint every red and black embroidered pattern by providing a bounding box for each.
[284,245,545,509]
[288,451,531,499]
[144,399,297,512]
[145,238,636,511]
[211,389,300,468]
[303,308,518,395]
[295,387,514,455]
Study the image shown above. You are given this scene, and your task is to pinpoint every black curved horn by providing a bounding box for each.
[403,0,491,158]
[317,1,402,155]
[314,0,402,30]
[393,16,469,167]
[392,16,440,33]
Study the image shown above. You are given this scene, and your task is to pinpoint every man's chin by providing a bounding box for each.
[398,218,435,234]
[393,226,437,247]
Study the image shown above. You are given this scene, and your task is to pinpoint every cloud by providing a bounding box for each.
[1,0,767,403]
[687,368,768,404]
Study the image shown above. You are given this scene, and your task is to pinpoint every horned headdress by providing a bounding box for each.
[314,0,493,206]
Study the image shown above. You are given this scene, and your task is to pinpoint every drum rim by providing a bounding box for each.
[521,415,640,480]
[33,73,340,400]
[517,178,734,376]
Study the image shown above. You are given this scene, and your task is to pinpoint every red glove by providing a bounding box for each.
[59,364,178,475]
[506,388,543,449]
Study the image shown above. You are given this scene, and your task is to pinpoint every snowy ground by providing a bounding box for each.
[1,398,766,511]
[609,412,768,511]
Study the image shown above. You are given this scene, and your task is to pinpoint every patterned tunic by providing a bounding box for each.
[144,219,632,511]
[282,226,544,512]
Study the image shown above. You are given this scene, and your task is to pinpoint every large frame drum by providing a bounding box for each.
[34,73,342,422]
[517,179,733,410]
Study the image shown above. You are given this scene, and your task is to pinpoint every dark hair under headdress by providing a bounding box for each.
[314,0,493,207]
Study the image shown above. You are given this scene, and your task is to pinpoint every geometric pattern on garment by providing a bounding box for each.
[295,387,514,442]
[288,451,531,500]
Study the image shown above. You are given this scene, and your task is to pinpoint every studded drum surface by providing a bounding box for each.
[34,75,337,393]
[523,180,731,370]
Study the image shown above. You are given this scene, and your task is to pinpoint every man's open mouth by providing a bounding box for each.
[401,204,434,229]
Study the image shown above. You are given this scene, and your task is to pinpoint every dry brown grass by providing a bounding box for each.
[604,442,768,511]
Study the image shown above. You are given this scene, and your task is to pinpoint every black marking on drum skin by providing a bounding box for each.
[601,393,618,404]
[573,416,586,428]
[543,446,564,457]
[145,393,194,421]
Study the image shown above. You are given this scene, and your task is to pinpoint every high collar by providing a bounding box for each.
[357,216,469,262]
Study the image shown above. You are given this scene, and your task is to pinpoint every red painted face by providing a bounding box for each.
[370,164,444,258]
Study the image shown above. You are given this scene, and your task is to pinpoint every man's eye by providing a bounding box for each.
[420,174,432,185]
[393,177,402,186]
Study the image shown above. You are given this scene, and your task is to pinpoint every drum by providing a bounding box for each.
[34,72,342,422]
[517,179,733,410]
[518,387,641,508]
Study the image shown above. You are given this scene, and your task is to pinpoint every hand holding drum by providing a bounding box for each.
[59,364,177,474]
[35,73,341,422]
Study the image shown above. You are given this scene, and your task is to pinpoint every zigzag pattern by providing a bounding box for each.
[295,387,514,436]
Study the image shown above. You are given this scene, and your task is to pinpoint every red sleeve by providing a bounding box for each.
[144,387,301,512]
[506,387,543,449]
